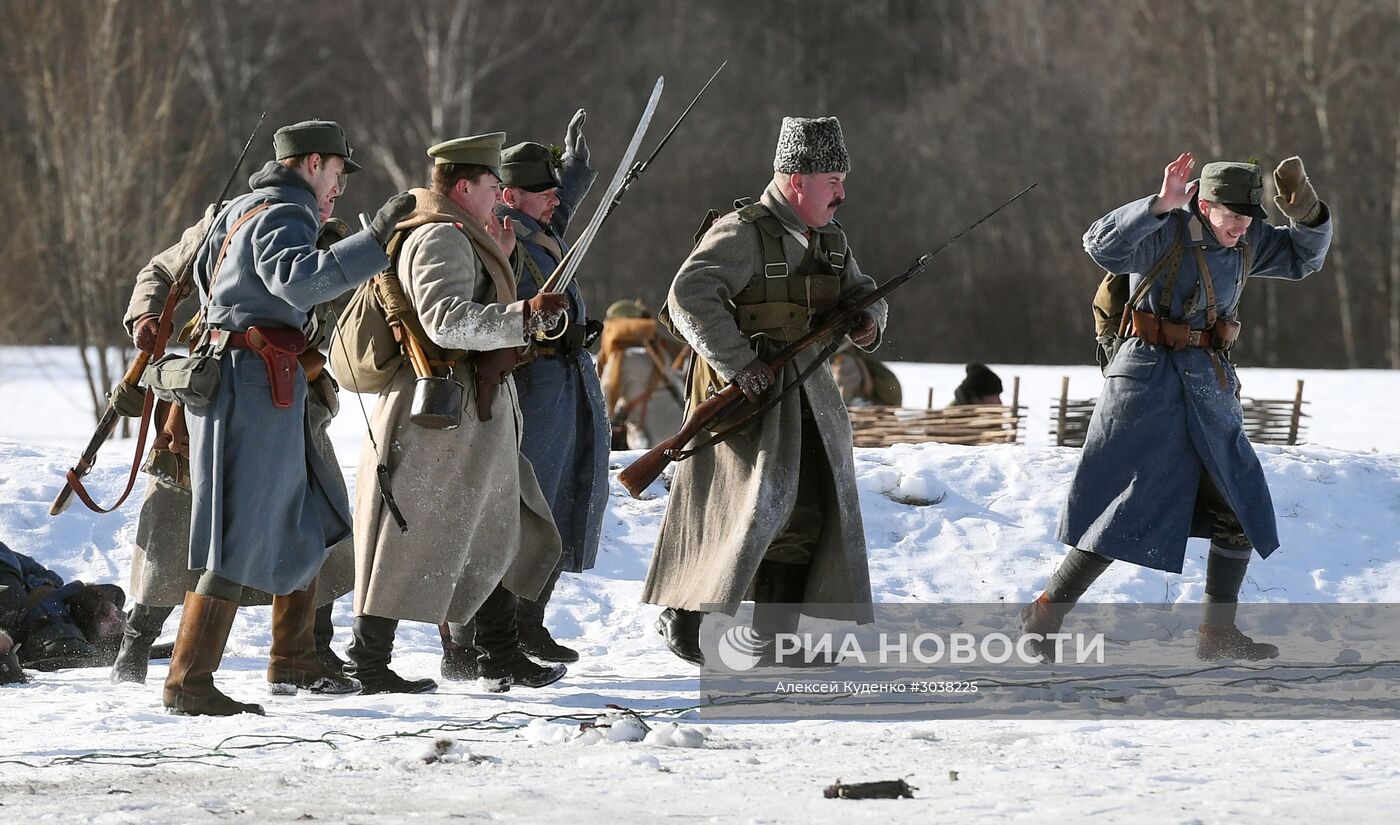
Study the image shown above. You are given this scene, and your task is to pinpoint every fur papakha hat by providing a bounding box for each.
[772,116,850,175]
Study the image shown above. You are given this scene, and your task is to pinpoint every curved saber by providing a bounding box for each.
[542,76,664,294]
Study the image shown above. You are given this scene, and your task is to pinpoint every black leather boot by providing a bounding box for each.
[345,615,437,695]
[516,568,578,663]
[439,621,479,681]
[474,585,565,692]
[313,601,347,675]
[654,607,705,666]
[752,561,833,667]
[111,603,174,685]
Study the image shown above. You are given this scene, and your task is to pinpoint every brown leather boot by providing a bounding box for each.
[267,579,360,696]
[1019,593,1075,662]
[162,591,264,716]
[1196,624,1280,661]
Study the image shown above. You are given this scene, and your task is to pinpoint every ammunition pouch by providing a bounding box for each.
[143,352,221,409]
[533,320,589,358]
[1128,310,1241,351]
[142,445,191,492]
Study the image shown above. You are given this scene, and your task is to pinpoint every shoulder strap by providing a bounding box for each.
[208,202,273,300]
[514,248,547,289]
[1152,214,1194,316]
[1125,211,1188,314]
[817,227,849,272]
[693,208,721,247]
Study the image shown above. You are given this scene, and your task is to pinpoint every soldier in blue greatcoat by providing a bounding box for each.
[1023,152,1333,661]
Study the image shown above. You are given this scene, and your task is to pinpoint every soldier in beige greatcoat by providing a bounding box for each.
[348,133,568,694]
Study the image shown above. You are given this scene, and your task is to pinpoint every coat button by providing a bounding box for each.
[1184,369,1193,376]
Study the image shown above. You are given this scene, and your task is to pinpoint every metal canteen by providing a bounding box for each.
[410,375,464,430]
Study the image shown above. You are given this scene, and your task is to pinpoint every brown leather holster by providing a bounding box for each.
[468,347,521,422]
[228,326,308,409]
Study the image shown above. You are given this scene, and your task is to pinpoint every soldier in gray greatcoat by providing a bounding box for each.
[110,211,358,689]
[1022,153,1333,661]
[162,120,415,716]
[643,117,887,667]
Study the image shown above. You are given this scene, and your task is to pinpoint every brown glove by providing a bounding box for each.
[524,292,570,338]
[850,310,879,347]
[132,313,170,353]
[733,357,776,402]
[1273,157,1322,226]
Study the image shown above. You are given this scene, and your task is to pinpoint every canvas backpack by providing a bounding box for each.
[327,232,413,395]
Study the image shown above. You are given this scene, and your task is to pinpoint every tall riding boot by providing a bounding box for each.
[654,607,706,666]
[268,579,360,695]
[439,621,480,681]
[111,603,174,685]
[475,584,566,693]
[162,591,264,716]
[516,567,578,663]
[751,561,830,667]
[344,615,437,695]
[313,601,347,675]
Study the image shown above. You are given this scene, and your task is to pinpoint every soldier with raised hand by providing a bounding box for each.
[162,120,415,716]
[441,110,608,676]
[1022,152,1333,661]
[349,133,568,695]
[112,206,359,693]
[643,116,887,666]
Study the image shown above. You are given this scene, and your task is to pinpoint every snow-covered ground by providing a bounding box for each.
[2,347,1399,822]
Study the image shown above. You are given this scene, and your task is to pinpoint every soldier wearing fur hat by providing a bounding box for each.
[1022,152,1333,662]
[445,110,610,671]
[163,119,415,716]
[349,132,568,695]
[643,116,888,666]
[111,210,361,692]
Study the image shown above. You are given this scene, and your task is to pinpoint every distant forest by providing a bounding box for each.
[2,0,1397,412]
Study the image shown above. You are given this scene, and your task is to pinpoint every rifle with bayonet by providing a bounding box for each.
[617,183,1038,499]
[49,113,267,517]
[535,62,726,320]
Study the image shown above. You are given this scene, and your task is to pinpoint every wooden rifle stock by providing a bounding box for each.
[616,298,867,498]
[617,383,744,497]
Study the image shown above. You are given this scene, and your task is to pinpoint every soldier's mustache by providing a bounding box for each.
[829,198,844,209]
